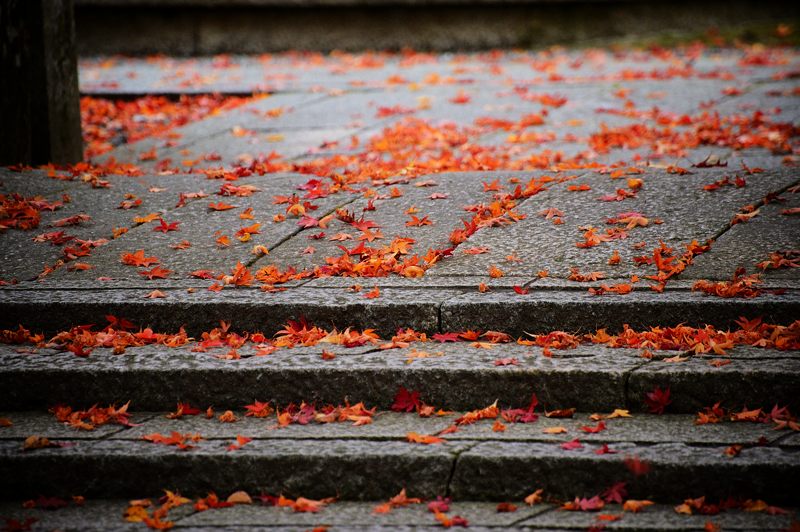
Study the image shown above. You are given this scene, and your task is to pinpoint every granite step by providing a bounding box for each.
[0,411,798,504]
[1,343,798,412]
[1,498,797,531]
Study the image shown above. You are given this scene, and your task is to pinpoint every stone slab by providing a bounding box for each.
[0,499,795,530]
[520,503,796,530]
[627,355,800,413]
[0,286,452,337]
[0,438,459,499]
[450,441,800,503]
[0,411,783,448]
[689,185,800,280]
[2,343,798,412]
[440,288,800,335]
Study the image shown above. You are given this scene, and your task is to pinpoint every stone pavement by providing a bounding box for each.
[2,45,800,529]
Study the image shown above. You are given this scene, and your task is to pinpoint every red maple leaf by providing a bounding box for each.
[601,482,627,503]
[644,386,672,414]
[561,438,583,450]
[432,332,460,343]
[153,218,180,233]
[391,387,421,412]
[139,266,172,280]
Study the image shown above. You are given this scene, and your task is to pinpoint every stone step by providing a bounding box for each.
[1,498,797,531]
[1,343,798,412]
[1,411,798,504]
[1,286,799,340]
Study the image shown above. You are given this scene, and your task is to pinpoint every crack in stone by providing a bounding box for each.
[509,504,559,526]
[707,176,800,245]
[623,358,655,411]
[444,442,479,498]
[245,193,364,269]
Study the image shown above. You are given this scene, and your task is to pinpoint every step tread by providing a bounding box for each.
[2,411,798,501]
[1,499,797,531]
[0,411,796,447]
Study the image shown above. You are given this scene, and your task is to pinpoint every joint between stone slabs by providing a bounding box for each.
[445,441,479,498]
[622,358,655,411]
[246,192,365,269]
[98,413,161,441]
[708,176,800,244]
[770,431,800,448]
[508,502,556,527]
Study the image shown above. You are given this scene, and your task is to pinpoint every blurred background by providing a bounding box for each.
[75,0,799,54]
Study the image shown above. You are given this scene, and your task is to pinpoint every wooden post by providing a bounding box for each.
[1,0,82,165]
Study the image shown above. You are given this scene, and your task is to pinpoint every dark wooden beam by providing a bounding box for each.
[1,0,82,165]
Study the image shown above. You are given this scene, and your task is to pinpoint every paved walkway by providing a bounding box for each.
[1,45,800,530]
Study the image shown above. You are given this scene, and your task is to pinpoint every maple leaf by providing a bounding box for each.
[133,213,161,225]
[561,438,583,450]
[427,496,450,513]
[494,357,518,366]
[22,435,61,451]
[139,266,172,280]
[595,443,617,455]
[407,432,445,444]
[601,482,627,503]
[391,387,421,412]
[143,431,202,450]
[406,215,432,227]
[166,402,201,419]
[624,456,651,476]
[121,249,159,267]
[580,421,607,433]
[374,489,421,514]
[432,332,460,343]
[364,286,380,299]
[218,410,237,423]
[227,435,252,451]
[488,265,504,278]
[644,386,672,414]
[513,285,530,295]
[524,489,544,505]
[562,496,604,512]
[244,400,273,418]
[496,502,517,512]
[145,290,167,299]
[153,218,180,233]
[449,90,471,104]
[51,214,91,227]
[545,408,576,418]
[434,511,469,528]
[208,202,235,211]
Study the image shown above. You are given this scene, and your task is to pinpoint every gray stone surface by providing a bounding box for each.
[0,500,144,532]
[689,185,800,280]
[0,438,459,498]
[2,435,798,503]
[0,499,795,530]
[0,410,781,448]
[451,441,800,503]
[627,356,800,412]
[520,503,796,530]
[440,288,800,335]
[2,343,798,412]
[430,169,799,281]
[0,412,156,440]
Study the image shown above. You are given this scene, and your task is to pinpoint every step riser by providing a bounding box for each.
[0,295,798,338]
[2,450,797,503]
[3,367,798,413]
